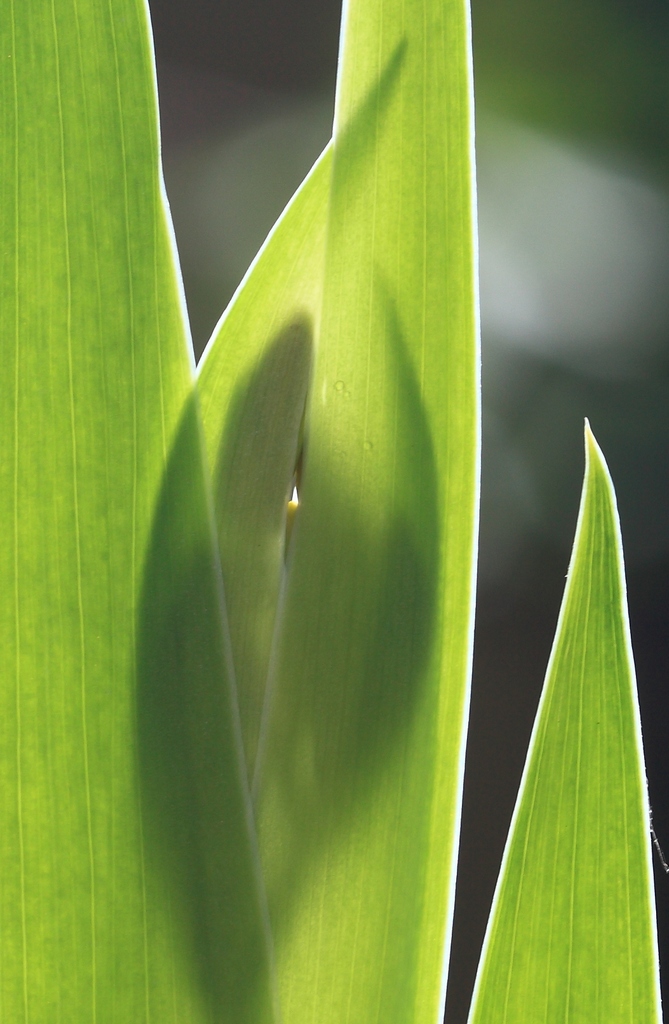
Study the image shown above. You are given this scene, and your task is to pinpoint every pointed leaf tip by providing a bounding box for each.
[468,426,661,1024]
[584,417,602,464]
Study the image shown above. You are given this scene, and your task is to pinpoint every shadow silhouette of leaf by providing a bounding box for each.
[137,396,277,1024]
[213,317,314,778]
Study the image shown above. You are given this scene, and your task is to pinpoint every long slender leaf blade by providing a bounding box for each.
[197,145,332,778]
[0,2,276,1020]
[252,0,480,1021]
[468,425,661,1024]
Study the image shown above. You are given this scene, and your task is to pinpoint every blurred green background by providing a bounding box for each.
[147,1,669,1020]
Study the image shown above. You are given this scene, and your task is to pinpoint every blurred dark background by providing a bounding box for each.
[147,1,669,1020]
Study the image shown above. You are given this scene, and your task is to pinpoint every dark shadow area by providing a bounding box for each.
[628,555,669,1012]
[213,315,313,778]
[445,537,567,1024]
[136,395,273,1024]
[355,277,440,760]
[150,0,342,93]
[330,35,406,175]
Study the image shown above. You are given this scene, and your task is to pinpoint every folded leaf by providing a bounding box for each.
[198,145,332,779]
[468,424,661,1024]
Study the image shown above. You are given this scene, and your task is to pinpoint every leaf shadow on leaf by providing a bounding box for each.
[332,33,406,169]
[257,281,441,966]
[213,315,314,781]
[136,394,273,1024]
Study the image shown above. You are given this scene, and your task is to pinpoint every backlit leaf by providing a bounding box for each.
[198,0,480,1021]
[0,2,276,1020]
[468,425,661,1024]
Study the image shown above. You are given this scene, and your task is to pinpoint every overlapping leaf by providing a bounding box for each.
[198,0,480,1020]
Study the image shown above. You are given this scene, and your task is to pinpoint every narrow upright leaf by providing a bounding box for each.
[221,1,478,1022]
[0,2,276,1020]
[468,425,661,1024]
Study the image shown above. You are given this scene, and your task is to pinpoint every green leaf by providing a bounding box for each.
[0,1,276,1020]
[468,424,661,1024]
[198,0,479,1020]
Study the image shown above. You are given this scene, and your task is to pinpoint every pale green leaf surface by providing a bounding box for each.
[468,425,661,1024]
[0,2,276,1021]
[246,1,479,1022]
[197,145,332,779]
